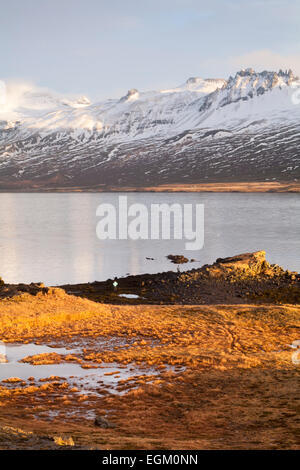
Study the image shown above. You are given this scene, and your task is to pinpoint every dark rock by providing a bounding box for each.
[167,254,189,264]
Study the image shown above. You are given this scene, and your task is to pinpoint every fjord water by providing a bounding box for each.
[0,192,299,285]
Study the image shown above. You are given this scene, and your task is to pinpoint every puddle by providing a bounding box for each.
[0,340,185,422]
[118,293,141,299]
[0,342,79,382]
[0,341,166,395]
[4,342,78,362]
[0,341,7,363]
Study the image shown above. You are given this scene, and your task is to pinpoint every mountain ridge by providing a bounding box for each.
[0,68,299,189]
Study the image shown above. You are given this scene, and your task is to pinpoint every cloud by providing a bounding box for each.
[229,49,300,76]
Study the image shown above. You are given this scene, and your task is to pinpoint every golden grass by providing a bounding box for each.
[4,181,300,193]
[0,289,299,449]
[0,288,299,369]
[106,182,300,193]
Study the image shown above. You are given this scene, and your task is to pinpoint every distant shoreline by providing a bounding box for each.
[0,181,299,193]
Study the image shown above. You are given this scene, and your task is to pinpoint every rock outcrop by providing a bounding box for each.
[61,251,300,305]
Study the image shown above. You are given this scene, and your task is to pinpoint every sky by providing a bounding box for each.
[1,0,300,100]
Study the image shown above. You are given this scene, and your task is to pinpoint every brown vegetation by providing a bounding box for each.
[2,181,300,193]
[0,283,299,449]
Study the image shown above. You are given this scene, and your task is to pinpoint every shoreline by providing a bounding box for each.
[0,251,299,449]
[2,251,300,305]
[0,181,300,193]
[60,251,300,305]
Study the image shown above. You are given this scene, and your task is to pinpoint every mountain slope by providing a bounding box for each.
[0,69,299,189]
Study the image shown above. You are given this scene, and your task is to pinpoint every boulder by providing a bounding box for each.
[167,254,189,264]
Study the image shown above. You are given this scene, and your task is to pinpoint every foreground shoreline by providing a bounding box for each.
[0,299,299,450]
[2,251,300,305]
[0,251,299,450]
[0,181,300,193]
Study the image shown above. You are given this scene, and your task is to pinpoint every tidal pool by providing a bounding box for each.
[0,341,167,395]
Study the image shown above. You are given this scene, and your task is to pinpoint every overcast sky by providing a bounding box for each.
[1,0,300,100]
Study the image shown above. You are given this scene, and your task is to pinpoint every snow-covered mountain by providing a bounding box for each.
[0,68,299,189]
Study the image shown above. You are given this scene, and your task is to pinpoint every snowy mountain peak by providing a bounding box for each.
[162,76,226,94]
[186,76,203,84]
[0,68,300,188]
[197,68,300,118]
[0,82,91,122]
[231,68,298,89]
[0,68,299,189]
[120,88,139,102]
[63,95,91,108]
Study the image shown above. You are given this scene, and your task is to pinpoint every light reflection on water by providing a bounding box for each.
[0,342,165,395]
[0,192,299,285]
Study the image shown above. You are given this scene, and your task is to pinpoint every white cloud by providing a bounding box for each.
[229,49,300,76]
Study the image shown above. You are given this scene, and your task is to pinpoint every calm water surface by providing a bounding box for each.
[0,193,299,285]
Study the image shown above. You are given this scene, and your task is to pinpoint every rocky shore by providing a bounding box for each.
[1,251,299,305]
[60,251,300,305]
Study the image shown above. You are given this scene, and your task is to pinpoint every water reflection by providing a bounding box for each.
[0,193,299,285]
